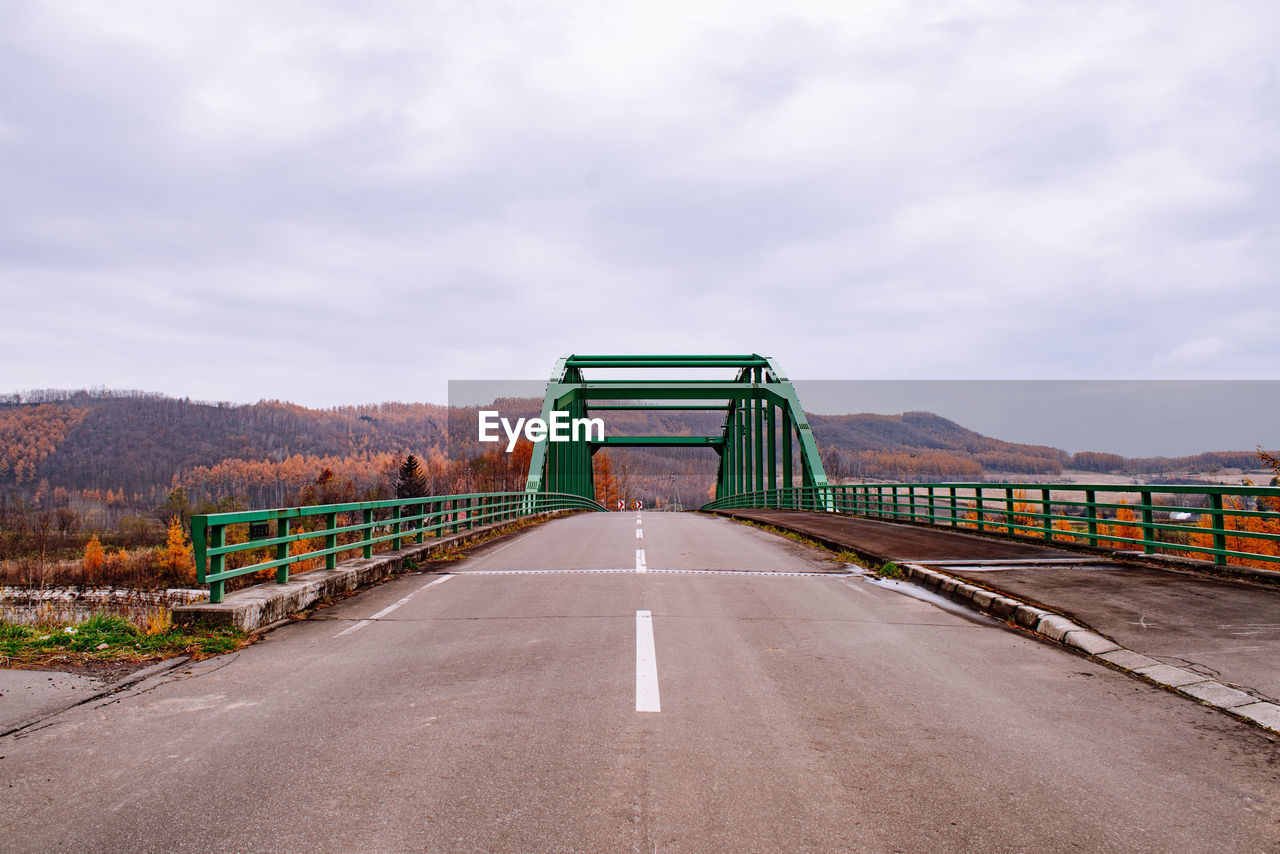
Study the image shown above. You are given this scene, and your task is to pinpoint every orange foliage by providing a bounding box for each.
[0,404,89,483]
[82,534,106,575]
[1050,519,1077,543]
[157,518,195,583]
[594,452,623,508]
[1097,502,1142,550]
[1011,490,1040,533]
[1187,496,1280,569]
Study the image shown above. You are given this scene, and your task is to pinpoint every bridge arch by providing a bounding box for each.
[522,354,829,505]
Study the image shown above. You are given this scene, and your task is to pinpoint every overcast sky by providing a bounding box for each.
[2,2,1277,422]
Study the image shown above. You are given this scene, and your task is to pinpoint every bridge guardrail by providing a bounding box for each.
[193,491,605,602]
[701,482,1280,570]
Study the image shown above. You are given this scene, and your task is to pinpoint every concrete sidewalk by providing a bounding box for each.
[715,509,1280,729]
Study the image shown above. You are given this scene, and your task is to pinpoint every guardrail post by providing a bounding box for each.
[949,487,957,528]
[208,523,225,604]
[927,486,935,525]
[363,508,374,558]
[975,486,984,532]
[276,517,290,584]
[906,486,914,521]
[326,512,338,569]
[1210,493,1227,566]
[467,497,475,530]
[1005,487,1015,536]
[1041,488,1052,540]
[392,504,403,550]
[1140,490,1155,554]
[1085,490,1097,547]
[415,502,425,543]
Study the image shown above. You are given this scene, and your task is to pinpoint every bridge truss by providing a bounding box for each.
[523,354,830,505]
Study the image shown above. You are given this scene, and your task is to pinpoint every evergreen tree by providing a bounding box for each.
[396,454,428,498]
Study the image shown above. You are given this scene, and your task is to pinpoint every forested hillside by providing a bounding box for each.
[0,389,1266,533]
[811,411,1068,480]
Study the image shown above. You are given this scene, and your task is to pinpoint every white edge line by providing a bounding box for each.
[334,575,454,637]
[635,610,661,712]
[334,619,374,637]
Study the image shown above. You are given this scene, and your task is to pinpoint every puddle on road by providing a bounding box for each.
[842,564,999,626]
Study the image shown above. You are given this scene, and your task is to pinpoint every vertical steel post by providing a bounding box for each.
[747,386,757,494]
[1005,487,1015,536]
[1041,489,1052,540]
[208,523,225,604]
[192,516,207,585]
[781,408,793,504]
[392,504,402,550]
[276,517,290,584]
[326,511,338,568]
[1140,490,1155,554]
[1085,490,1097,547]
[766,402,776,506]
[975,486,985,532]
[1210,493,1227,565]
[363,508,374,558]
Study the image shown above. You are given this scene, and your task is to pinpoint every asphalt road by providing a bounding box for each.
[2,512,1278,853]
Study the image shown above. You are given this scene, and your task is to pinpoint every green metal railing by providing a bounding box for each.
[702,482,1280,569]
[193,491,605,602]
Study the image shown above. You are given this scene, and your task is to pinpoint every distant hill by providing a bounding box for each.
[0,390,1265,514]
[808,411,1068,480]
[0,391,446,503]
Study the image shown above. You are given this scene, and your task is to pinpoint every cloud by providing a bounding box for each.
[0,1,1277,405]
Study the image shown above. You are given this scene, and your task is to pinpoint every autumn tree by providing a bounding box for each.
[83,534,106,577]
[396,455,428,498]
[594,452,623,508]
[157,517,195,582]
[1260,447,1280,478]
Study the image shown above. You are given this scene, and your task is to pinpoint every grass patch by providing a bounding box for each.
[873,561,904,579]
[0,613,249,668]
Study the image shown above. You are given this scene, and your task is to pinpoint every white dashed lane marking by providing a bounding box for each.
[332,575,453,638]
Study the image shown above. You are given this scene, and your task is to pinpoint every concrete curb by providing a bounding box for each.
[172,511,574,632]
[898,561,1280,736]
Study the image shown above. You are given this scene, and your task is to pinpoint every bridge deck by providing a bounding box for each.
[3,512,1277,851]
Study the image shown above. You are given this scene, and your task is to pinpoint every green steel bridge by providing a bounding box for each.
[191,353,1280,601]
